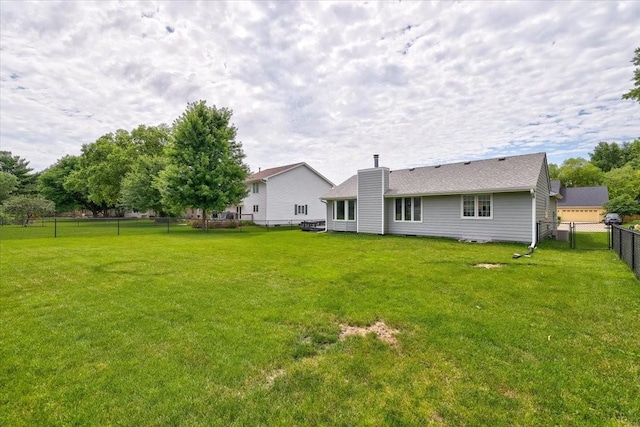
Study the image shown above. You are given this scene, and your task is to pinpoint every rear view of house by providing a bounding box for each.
[322,153,558,245]
[237,162,334,226]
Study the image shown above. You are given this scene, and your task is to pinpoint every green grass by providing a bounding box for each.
[1,227,639,426]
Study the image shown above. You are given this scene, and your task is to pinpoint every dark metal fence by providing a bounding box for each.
[611,225,640,280]
[538,221,610,250]
[0,217,250,239]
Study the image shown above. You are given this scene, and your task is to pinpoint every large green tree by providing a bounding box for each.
[604,165,640,202]
[65,130,136,214]
[0,151,37,195]
[0,172,19,203]
[118,125,171,215]
[37,155,87,213]
[158,101,249,225]
[556,157,605,187]
[119,155,169,215]
[589,142,625,172]
[622,47,640,104]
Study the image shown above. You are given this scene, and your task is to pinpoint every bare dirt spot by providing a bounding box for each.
[475,263,504,269]
[430,412,445,424]
[339,321,400,345]
[265,368,285,386]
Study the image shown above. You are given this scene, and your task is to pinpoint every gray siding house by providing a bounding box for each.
[322,153,557,246]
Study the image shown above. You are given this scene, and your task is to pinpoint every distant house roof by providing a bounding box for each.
[246,162,334,186]
[323,152,548,199]
[558,186,609,207]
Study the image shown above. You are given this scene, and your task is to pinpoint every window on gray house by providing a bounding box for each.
[395,197,422,221]
[462,194,492,218]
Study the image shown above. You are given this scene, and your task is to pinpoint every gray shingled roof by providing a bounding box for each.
[558,186,609,207]
[323,152,547,199]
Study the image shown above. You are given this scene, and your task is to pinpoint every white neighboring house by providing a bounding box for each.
[236,162,335,226]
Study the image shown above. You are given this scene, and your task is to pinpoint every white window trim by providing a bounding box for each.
[460,194,493,219]
[333,200,356,222]
[393,197,422,222]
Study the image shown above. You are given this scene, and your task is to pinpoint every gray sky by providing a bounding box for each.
[1,1,639,185]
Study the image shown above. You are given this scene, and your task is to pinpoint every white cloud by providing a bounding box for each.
[0,0,638,184]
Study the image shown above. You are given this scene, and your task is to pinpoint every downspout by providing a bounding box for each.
[514,189,537,259]
[530,188,537,250]
[319,199,328,233]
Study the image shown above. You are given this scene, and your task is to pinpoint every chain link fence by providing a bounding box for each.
[611,225,640,280]
[539,221,611,250]
[0,217,251,240]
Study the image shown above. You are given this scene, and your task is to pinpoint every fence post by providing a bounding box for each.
[167,218,170,234]
[117,218,120,236]
[633,232,636,275]
[54,218,57,238]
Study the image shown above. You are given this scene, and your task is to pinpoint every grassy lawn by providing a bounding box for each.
[1,227,638,426]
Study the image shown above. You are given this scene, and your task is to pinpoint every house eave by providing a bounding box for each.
[383,187,535,198]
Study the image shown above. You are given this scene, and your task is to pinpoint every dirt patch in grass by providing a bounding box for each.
[265,368,285,386]
[475,263,504,269]
[339,321,399,345]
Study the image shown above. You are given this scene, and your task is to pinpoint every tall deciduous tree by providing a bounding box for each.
[589,142,625,172]
[622,47,640,104]
[65,130,135,214]
[604,165,640,202]
[556,158,605,187]
[37,155,87,213]
[159,101,248,225]
[119,155,168,215]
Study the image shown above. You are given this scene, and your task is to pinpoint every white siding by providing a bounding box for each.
[264,165,333,225]
[242,181,267,224]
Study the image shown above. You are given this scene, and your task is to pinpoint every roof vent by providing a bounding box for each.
[498,157,506,161]
[464,161,471,165]
[434,165,441,168]
[409,168,415,171]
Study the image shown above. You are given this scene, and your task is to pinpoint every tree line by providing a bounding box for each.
[0,101,249,226]
[548,140,640,217]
